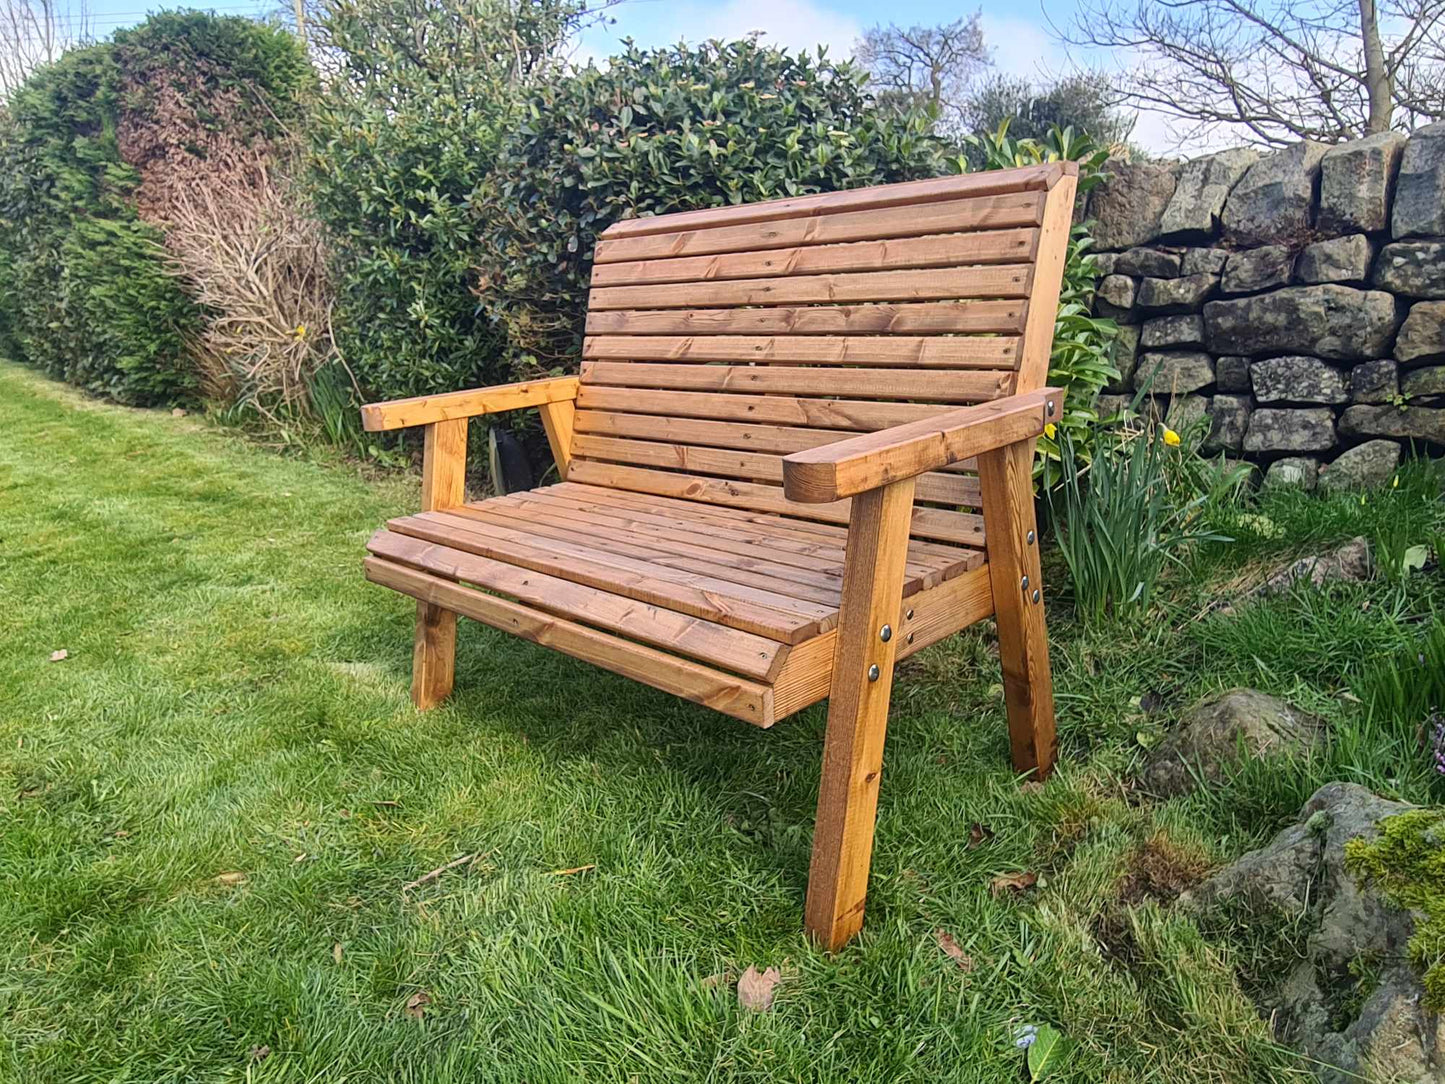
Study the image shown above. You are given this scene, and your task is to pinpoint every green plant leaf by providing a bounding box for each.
[1404,545,1429,573]
[1028,1024,1070,1081]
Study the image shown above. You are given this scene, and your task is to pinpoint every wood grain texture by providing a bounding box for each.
[581,334,1021,368]
[367,558,775,725]
[580,362,1011,403]
[596,164,1067,241]
[977,439,1056,778]
[538,398,576,478]
[361,377,579,431]
[804,479,917,951]
[1014,175,1078,394]
[575,386,954,430]
[584,300,1026,337]
[410,416,468,709]
[589,228,1040,287]
[781,388,1056,503]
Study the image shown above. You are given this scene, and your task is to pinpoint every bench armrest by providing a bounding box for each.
[782,387,1060,503]
[360,377,580,432]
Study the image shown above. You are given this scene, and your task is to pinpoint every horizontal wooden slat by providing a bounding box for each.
[582,334,1021,369]
[771,564,995,719]
[361,377,578,432]
[589,265,1033,311]
[575,386,959,430]
[589,228,1040,287]
[585,300,1026,337]
[580,362,1011,404]
[365,558,775,725]
[783,388,1058,503]
[368,530,783,679]
[500,488,965,587]
[572,410,979,474]
[564,461,985,546]
[452,502,846,605]
[597,164,1070,241]
[388,510,830,642]
[594,192,1047,264]
[571,433,978,506]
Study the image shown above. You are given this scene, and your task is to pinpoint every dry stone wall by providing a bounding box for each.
[1087,122,1445,488]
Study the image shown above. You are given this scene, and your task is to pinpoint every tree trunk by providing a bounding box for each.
[1358,0,1393,133]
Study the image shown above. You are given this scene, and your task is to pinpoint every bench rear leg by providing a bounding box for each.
[805,479,915,951]
[977,441,1056,779]
[409,416,468,710]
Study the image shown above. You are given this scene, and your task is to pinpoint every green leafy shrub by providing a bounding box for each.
[0,13,311,406]
[306,0,593,403]
[476,37,951,372]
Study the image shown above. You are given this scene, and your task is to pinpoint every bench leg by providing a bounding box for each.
[977,441,1056,779]
[411,601,457,709]
[805,479,915,951]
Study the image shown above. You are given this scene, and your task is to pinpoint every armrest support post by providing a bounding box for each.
[782,388,1059,504]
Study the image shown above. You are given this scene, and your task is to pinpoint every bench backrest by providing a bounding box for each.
[568,162,1079,547]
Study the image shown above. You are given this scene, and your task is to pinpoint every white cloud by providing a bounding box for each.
[978,14,1070,83]
[574,0,863,64]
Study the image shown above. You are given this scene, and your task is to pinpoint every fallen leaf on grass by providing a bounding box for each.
[404,990,431,1021]
[49,650,68,662]
[550,864,595,876]
[736,965,781,1012]
[215,872,248,886]
[989,871,1038,897]
[700,970,732,990]
[1020,780,1045,795]
[248,1044,270,1062]
[968,822,994,848]
[332,942,343,965]
[933,929,973,971]
[1027,1023,1070,1081]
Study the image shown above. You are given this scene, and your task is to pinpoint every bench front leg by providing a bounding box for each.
[805,477,916,951]
[411,417,468,709]
[977,440,1056,778]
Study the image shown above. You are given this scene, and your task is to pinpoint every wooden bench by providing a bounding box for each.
[360,161,1076,949]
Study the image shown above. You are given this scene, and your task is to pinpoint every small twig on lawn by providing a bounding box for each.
[550,864,595,876]
[402,852,487,897]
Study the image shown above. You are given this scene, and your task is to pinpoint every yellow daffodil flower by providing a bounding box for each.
[1162,428,1181,447]
[1044,422,1057,439]
[293,324,307,339]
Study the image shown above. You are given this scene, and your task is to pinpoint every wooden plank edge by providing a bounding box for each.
[364,556,776,727]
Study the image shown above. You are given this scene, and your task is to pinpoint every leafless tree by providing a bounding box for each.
[0,0,90,98]
[854,13,992,131]
[1063,0,1445,146]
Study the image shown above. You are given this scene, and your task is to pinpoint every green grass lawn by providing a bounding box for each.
[2,360,1442,1083]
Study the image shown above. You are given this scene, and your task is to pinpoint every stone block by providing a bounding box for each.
[1160,147,1259,238]
[1250,356,1349,404]
[1244,408,1337,452]
[1114,247,1182,277]
[1223,141,1328,246]
[1395,301,1445,366]
[1350,359,1398,403]
[1136,273,1218,313]
[1264,457,1320,490]
[1318,440,1401,491]
[1402,366,1445,400]
[1181,248,1229,276]
[1391,121,1445,239]
[1372,242,1445,298]
[1203,286,1399,360]
[1318,132,1406,235]
[1215,355,1252,392]
[1222,245,1294,294]
[1141,313,1205,348]
[1340,404,1445,443]
[1097,274,1137,312]
[1090,158,1179,250]
[1105,324,1140,392]
[1204,394,1252,452]
[1295,235,1373,284]
[1134,351,1215,394]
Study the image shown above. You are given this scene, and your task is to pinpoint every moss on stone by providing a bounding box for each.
[1345,809,1445,1009]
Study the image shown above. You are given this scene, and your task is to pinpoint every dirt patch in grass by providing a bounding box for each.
[1117,832,1211,905]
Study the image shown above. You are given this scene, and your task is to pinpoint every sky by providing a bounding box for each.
[71,0,1195,153]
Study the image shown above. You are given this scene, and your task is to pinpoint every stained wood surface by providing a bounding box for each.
[410,416,468,709]
[361,376,579,432]
[804,479,917,950]
[581,334,1021,368]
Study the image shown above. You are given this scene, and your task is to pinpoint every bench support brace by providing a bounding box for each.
[412,416,468,710]
[804,477,916,951]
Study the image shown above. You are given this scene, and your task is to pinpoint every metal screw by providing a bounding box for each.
[1021,575,1030,590]
[905,608,915,621]
[906,633,915,644]
[1032,589,1041,603]
[879,624,892,642]
[1046,400,1056,417]
[1026,530,1036,545]
[867,664,880,682]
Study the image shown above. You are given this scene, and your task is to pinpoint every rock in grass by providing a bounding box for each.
[1261,537,1373,593]
[1140,689,1325,797]
[1263,457,1319,490]
[1179,783,1437,1084]
[1318,441,1401,492]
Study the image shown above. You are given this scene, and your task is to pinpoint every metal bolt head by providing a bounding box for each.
[879,624,892,642]
[905,608,915,621]
[867,664,880,682]
[1021,574,1030,590]
[1046,400,1056,417]
[1032,589,1041,603]
[906,632,915,644]
[1026,530,1036,545]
